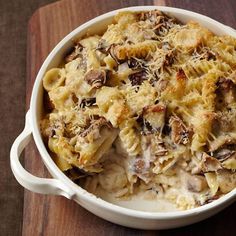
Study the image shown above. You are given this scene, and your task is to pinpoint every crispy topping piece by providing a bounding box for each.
[176,68,187,81]
[142,104,166,132]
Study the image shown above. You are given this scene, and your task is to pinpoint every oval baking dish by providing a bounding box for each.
[10,6,236,230]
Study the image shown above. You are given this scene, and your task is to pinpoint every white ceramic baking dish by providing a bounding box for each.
[10,6,236,230]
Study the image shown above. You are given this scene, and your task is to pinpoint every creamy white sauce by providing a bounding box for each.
[95,187,179,212]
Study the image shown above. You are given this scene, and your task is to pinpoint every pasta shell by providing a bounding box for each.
[43,68,65,91]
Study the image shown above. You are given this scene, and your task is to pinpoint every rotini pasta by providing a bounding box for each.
[118,118,142,157]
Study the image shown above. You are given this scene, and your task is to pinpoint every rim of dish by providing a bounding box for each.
[30,6,236,219]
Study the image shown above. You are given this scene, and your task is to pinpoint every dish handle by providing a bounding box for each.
[10,111,75,199]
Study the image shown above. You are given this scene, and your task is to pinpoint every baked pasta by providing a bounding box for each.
[41,10,236,211]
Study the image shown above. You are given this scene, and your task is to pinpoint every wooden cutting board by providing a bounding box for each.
[24,0,236,235]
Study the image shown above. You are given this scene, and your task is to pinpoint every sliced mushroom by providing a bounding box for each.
[139,10,164,22]
[131,157,153,183]
[142,134,168,158]
[96,39,110,54]
[209,134,236,152]
[200,153,222,172]
[138,10,179,36]
[84,69,110,89]
[186,174,208,193]
[65,44,83,63]
[169,116,190,145]
[214,148,235,162]
[65,168,93,181]
[203,195,220,205]
[108,44,123,64]
[79,97,96,108]
[128,70,147,86]
[127,57,147,70]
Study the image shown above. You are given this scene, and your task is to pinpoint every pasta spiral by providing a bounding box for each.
[118,119,141,157]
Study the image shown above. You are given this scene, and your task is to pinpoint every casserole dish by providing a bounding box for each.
[10,6,236,229]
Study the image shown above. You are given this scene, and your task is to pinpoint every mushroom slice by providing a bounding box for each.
[214,148,235,162]
[108,44,123,64]
[141,134,168,162]
[209,133,236,152]
[79,97,96,108]
[96,39,110,54]
[138,10,179,36]
[84,69,110,89]
[128,70,147,86]
[185,174,208,193]
[131,157,152,183]
[169,115,191,145]
[200,153,222,172]
[65,43,83,63]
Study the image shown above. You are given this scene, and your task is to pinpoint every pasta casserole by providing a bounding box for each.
[41,10,236,210]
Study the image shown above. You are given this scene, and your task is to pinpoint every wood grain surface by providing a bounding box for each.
[24,0,236,235]
[0,1,57,236]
